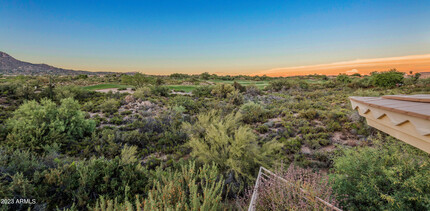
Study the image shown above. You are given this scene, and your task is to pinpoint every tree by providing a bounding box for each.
[200,72,211,80]
[121,73,153,88]
[182,110,282,182]
[5,98,95,152]
[371,69,404,88]
[336,74,351,84]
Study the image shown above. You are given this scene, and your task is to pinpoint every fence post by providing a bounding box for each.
[248,167,263,211]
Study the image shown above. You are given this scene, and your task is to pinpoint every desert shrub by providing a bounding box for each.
[237,164,340,210]
[227,89,244,105]
[324,80,336,88]
[246,84,261,96]
[42,146,149,209]
[257,124,269,133]
[298,109,319,120]
[100,98,120,114]
[150,85,169,96]
[233,81,246,92]
[133,87,152,99]
[267,79,293,91]
[298,80,309,90]
[417,78,430,88]
[91,162,225,211]
[371,69,404,88]
[183,110,282,183]
[5,98,95,153]
[192,85,213,97]
[82,101,96,112]
[336,74,351,84]
[170,95,197,113]
[331,136,430,210]
[211,84,235,98]
[110,115,123,125]
[240,102,270,124]
[54,85,91,101]
[282,137,302,154]
[200,72,211,80]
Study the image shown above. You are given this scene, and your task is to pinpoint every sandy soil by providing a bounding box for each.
[94,88,134,94]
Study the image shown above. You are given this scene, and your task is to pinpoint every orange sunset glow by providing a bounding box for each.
[254,54,430,76]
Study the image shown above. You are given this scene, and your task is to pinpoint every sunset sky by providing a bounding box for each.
[1,0,430,75]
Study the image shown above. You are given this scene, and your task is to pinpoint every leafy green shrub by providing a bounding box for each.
[267,79,293,91]
[298,80,309,90]
[82,101,96,112]
[183,110,282,182]
[233,81,246,92]
[133,87,152,99]
[43,146,149,209]
[54,85,91,101]
[192,85,213,97]
[211,84,235,98]
[100,98,120,114]
[240,102,270,124]
[257,124,269,133]
[336,74,351,84]
[227,90,244,105]
[371,69,404,88]
[150,85,169,96]
[298,109,319,120]
[283,137,302,154]
[5,98,95,152]
[91,162,224,211]
[331,137,430,210]
[170,95,197,113]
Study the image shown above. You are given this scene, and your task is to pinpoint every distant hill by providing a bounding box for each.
[0,51,112,75]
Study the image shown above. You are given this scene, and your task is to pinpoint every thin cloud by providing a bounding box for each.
[254,54,430,76]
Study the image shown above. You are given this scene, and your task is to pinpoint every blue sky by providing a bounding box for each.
[1,0,429,74]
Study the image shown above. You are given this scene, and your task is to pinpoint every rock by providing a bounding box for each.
[124,95,135,103]
[340,134,347,140]
[264,121,275,128]
[301,146,312,155]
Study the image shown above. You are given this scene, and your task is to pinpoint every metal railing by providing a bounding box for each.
[248,167,342,211]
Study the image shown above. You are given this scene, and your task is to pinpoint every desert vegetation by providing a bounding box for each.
[0,70,429,210]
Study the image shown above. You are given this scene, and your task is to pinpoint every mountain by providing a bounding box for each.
[0,51,111,75]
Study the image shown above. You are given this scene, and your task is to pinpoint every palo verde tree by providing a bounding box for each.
[121,73,153,88]
[182,110,282,184]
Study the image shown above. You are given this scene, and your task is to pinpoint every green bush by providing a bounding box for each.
[257,124,269,133]
[211,84,235,98]
[100,98,120,114]
[331,136,430,210]
[371,69,404,88]
[192,85,213,97]
[43,146,149,209]
[240,102,270,124]
[336,74,351,84]
[54,85,91,101]
[227,89,244,105]
[183,110,282,182]
[298,109,319,120]
[91,162,224,211]
[133,87,152,99]
[267,79,293,91]
[5,98,95,153]
[170,95,197,113]
[150,85,169,96]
